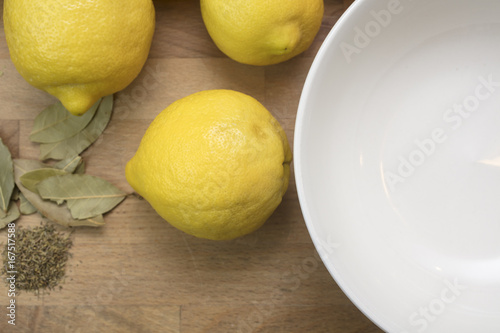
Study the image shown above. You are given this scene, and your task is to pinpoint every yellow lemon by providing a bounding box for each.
[200,0,324,66]
[125,90,292,240]
[3,0,155,115]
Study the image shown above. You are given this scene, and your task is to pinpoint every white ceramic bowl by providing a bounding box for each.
[294,0,500,332]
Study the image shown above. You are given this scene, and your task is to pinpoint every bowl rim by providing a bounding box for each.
[294,0,390,331]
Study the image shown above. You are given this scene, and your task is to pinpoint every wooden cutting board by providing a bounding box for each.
[0,0,382,332]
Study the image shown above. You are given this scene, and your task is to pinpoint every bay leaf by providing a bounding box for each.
[0,201,20,229]
[30,99,100,143]
[54,155,82,173]
[11,186,19,201]
[20,168,68,193]
[13,159,105,227]
[39,95,113,161]
[13,159,48,176]
[74,160,86,174]
[36,174,126,220]
[19,192,37,215]
[0,138,15,216]
[82,214,105,227]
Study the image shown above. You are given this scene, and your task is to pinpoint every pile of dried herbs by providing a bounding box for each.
[1,222,73,294]
[0,93,125,295]
[0,94,126,229]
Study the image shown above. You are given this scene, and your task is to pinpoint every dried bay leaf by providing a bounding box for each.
[54,155,82,173]
[74,160,85,174]
[0,138,15,216]
[39,95,113,161]
[11,187,19,201]
[30,99,100,143]
[84,214,105,226]
[13,159,104,227]
[20,168,68,193]
[36,174,126,220]
[13,159,48,175]
[0,201,20,229]
[19,192,37,215]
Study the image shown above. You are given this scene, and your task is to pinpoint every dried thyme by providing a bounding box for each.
[1,222,73,294]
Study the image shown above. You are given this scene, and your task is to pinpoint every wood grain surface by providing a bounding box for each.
[0,0,383,332]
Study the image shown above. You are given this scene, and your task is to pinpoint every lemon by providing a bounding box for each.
[125,90,292,240]
[3,0,155,115]
[200,0,324,66]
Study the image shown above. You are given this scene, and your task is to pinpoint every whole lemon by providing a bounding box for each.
[125,90,292,240]
[200,0,324,66]
[3,0,155,115]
